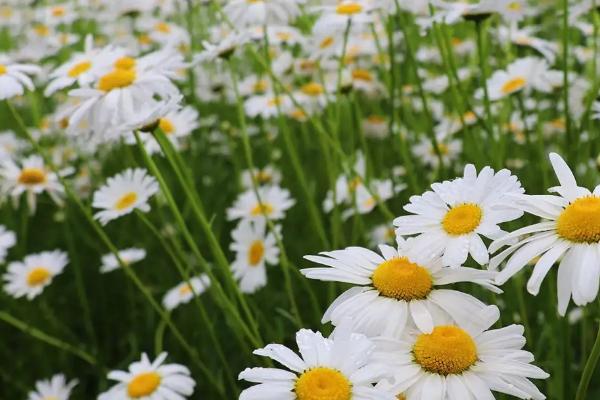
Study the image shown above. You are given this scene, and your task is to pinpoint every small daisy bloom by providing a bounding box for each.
[162,274,211,311]
[238,327,396,400]
[92,168,159,225]
[394,164,524,267]
[490,153,600,315]
[99,352,196,400]
[3,250,68,300]
[100,248,146,273]
[302,237,500,336]
[223,0,305,27]
[0,56,41,100]
[227,185,295,222]
[375,306,549,400]
[27,374,78,400]
[241,166,282,189]
[0,225,16,263]
[312,1,374,35]
[231,219,280,293]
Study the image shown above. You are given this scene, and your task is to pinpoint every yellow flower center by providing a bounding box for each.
[127,372,161,398]
[98,69,136,91]
[114,192,138,211]
[253,80,268,93]
[155,22,171,33]
[550,118,565,130]
[319,36,334,49]
[442,203,482,235]
[138,34,153,45]
[248,240,265,266]
[159,118,175,134]
[501,76,526,95]
[0,64,6,75]
[255,170,272,184]
[114,56,136,70]
[301,82,324,96]
[557,196,600,243]
[295,367,351,400]
[413,326,478,375]
[51,6,66,17]
[27,267,51,287]
[179,284,193,295]
[0,7,13,18]
[276,32,292,41]
[352,69,373,82]
[371,257,433,300]
[250,203,274,216]
[18,167,47,185]
[34,24,49,37]
[508,1,522,11]
[451,37,462,46]
[67,61,91,78]
[336,2,363,15]
[367,114,385,124]
[267,97,282,107]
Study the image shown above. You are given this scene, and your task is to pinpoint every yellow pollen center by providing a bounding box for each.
[68,61,91,78]
[114,57,136,70]
[320,36,334,49]
[27,267,51,287]
[276,32,292,41]
[413,326,478,375]
[301,82,324,96]
[248,240,265,266]
[367,114,385,124]
[250,203,274,216]
[336,2,363,15]
[0,64,6,75]
[352,69,372,82]
[127,372,161,398]
[501,76,526,94]
[557,196,600,243]
[179,284,193,295]
[508,1,522,11]
[253,80,268,93]
[267,97,282,107]
[18,167,47,185]
[0,7,13,18]
[295,367,351,400]
[51,6,66,17]
[98,69,136,91]
[371,257,433,300]
[34,24,49,36]
[255,171,272,184]
[159,118,175,134]
[114,192,138,211]
[442,203,482,235]
[155,22,171,33]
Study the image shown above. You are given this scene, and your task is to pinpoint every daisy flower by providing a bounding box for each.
[0,55,40,100]
[27,374,78,400]
[413,135,462,169]
[0,155,64,213]
[223,0,305,27]
[0,225,15,263]
[100,248,146,273]
[3,250,68,300]
[490,153,600,315]
[394,164,524,267]
[375,306,549,400]
[238,327,396,400]
[99,352,196,400]
[230,219,280,293]
[244,93,293,119]
[312,1,374,35]
[241,166,282,189]
[162,274,211,311]
[302,237,500,336]
[92,168,159,225]
[194,32,248,63]
[227,185,295,222]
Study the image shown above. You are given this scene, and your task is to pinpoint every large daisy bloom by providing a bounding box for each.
[98,352,196,400]
[3,250,68,300]
[375,306,549,400]
[490,152,600,315]
[0,225,16,263]
[27,374,78,400]
[302,237,500,336]
[100,248,146,273]
[162,274,211,311]
[394,164,523,267]
[0,56,41,100]
[238,327,396,400]
[227,185,295,222]
[230,219,280,293]
[92,168,159,225]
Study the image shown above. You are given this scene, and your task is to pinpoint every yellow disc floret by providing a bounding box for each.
[251,202,274,216]
[0,64,6,75]
[557,196,600,243]
[336,2,363,15]
[442,203,483,235]
[127,372,161,398]
[295,367,351,400]
[26,267,51,287]
[98,69,136,91]
[68,61,91,78]
[501,77,526,95]
[248,240,265,266]
[413,326,478,375]
[18,167,47,185]
[371,257,433,301]
[114,192,138,211]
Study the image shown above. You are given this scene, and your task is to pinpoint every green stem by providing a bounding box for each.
[575,324,600,400]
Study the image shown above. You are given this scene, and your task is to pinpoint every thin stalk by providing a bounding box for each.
[575,324,600,400]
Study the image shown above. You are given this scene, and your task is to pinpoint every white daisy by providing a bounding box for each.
[490,152,600,315]
[238,327,396,400]
[223,0,305,27]
[230,219,280,294]
[244,93,293,119]
[100,248,146,273]
[162,274,211,311]
[302,237,500,336]
[394,164,524,267]
[27,374,78,400]
[312,1,374,35]
[92,168,159,226]
[0,56,40,100]
[0,225,15,263]
[240,166,282,190]
[3,250,68,300]
[375,306,549,400]
[227,185,295,222]
[99,352,196,400]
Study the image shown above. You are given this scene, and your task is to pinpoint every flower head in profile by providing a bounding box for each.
[394,164,523,267]
[0,55,41,100]
[99,352,196,400]
[0,225,16,263]
[223,0,305,27]
[3,250,68,300]
[27,374,78,400]
[100,248,146,273]
[92,168,159,225]
[238,325,396,400]
[162,274,211,311]
[227,185,295,222]
[491,153,600,315]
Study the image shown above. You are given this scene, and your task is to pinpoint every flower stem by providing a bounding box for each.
[575,324,600,400]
